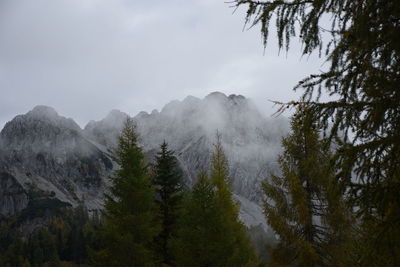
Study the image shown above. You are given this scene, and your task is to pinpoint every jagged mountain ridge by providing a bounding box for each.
[0,93,289,233]
[138,92,287,202]
[85,92,288,202]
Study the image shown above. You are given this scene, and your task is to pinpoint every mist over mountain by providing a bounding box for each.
[0,105,114,216]
[0,92,288,234]
[87,92,288,197]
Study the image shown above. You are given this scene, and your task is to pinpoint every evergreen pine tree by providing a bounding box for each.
[93,118,159,267]
[210,134,258,266]
[172,171,221,267]
[233,1,400,264]
[263,110,352,266]
[152,141,183,265]
[173,135,258,267]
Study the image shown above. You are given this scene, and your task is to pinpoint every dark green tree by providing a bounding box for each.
[233,1,400,264]
[93,118,159,267]
[152,141,184,265]
[59,204,93,263]
[0,203,98,266]
[173,136,258,267]
[172,171,221,267]
[263,110,353,266]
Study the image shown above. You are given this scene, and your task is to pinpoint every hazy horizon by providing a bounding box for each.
[0,0,324,129]
[0,91,292,130]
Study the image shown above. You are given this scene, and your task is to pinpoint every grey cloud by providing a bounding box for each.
[0,0,325,128]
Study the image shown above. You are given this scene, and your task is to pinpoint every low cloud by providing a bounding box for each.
[0,0,325,128]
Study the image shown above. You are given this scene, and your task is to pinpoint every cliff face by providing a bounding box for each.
[0,93,288,233]
[0,106,114,215]
[0,172,28,217]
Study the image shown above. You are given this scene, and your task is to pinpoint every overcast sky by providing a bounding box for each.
[0,0,326,129]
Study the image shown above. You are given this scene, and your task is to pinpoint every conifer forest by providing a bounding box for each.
[0,0,399,266]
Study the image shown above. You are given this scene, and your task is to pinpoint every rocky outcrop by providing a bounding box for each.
[84,109,129,152]
[0,172,28,217]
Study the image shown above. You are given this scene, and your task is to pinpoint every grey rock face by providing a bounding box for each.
[84,109,129,152]
[0,106,115,214]
[0,93,288,233]
[134,92,288,203]
[0,172,29,217]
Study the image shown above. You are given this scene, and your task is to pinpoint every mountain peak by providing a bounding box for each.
[1,105,81,143]
[228,94,246,101]
[205,91,228,100]
[105,109,129,122]
[85,110,129,132]
[83,109,130,149]
[0,105,82,151]
[28,105,59,119]
[24,105,81,131]
[205,92,249,106]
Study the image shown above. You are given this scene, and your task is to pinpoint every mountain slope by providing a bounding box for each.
[0,106,114,216]
[85,92,288,203]
[0,93,288,234]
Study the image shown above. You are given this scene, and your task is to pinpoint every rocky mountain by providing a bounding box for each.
[0,106,114,217]
[0,93,289,234]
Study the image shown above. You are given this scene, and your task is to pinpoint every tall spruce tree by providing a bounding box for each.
[233,1,400,264]
[173,135,257,267]
[263,110,352,266]
[152,141,183,265]
[172,171,222,267]
[209,134,258,266]
[93,118,159,267]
